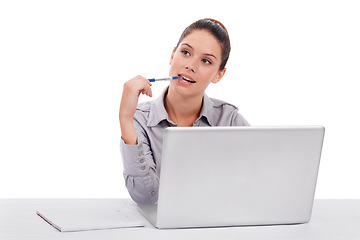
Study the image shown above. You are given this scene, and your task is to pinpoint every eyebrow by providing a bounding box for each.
[181,43,217,60]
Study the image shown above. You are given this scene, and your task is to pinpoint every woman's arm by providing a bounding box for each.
[119,75,152,145]
[119,75,158,204]
[120,120,159,204]
[231,112,250,126]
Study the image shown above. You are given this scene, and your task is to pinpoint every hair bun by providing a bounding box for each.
[203,18,228,35]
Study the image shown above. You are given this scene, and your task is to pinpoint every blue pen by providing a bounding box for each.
[148,76,180,82]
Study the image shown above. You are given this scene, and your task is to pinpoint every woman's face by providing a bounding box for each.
[168,29,226,98]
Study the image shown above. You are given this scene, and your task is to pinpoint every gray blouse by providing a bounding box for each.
[120,88,250,204]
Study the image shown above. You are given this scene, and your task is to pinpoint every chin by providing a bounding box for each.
[169,82,202,99]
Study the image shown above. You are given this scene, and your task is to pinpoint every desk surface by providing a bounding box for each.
[1,199,360,240]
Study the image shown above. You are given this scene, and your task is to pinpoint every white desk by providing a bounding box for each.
[1,199,360,240]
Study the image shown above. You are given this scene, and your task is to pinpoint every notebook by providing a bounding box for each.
[138,126,325,229]
[37,200,145,232]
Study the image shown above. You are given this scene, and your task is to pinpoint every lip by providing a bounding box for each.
[177,74,196,85]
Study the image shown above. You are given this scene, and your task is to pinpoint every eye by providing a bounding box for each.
[181,50,190,56]
[202,59,212,65]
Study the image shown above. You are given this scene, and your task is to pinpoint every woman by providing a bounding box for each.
[119,18,249,204]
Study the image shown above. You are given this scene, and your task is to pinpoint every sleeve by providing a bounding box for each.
[120,119,159,204]
[230,110,251,126]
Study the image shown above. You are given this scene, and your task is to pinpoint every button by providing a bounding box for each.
[138,145,142,150]
[139,159,145,164]
[138,151,143,157]
[141,166,146,170]
[151,191,156,196]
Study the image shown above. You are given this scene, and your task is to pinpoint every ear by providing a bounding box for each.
[211,68,226,84]
[169,47,176,65]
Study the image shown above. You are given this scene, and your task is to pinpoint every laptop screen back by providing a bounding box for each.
[155,126,325,228]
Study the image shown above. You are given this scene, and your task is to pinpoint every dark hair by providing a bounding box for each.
[175,18,231,71]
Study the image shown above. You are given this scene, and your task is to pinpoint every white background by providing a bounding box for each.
[1,0,359,198]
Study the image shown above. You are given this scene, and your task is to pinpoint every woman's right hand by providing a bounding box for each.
[119,75,152,119]
[119,75,152,144]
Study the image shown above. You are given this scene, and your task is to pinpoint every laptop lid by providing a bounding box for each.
[144,126,325,229]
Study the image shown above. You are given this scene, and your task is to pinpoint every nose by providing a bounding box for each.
[185,65,195,73]
[185,58,196,73]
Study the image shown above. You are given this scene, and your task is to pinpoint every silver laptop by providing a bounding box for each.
[138,126,325,229]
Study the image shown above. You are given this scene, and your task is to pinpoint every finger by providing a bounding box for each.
[144,88,152,97]
[146,90,152,97]
[148,88,153,97]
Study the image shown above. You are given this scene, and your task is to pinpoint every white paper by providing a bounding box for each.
[37,205,145,232]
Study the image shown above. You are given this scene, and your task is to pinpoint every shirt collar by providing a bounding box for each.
[147,88,172,127]
[199,93,214,126]
[147,87,214,127]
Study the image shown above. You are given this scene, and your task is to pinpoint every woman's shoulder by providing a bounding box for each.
[133,96,168,128]
[136,101,152,113]
[209,97,239,111]
[133,101,152,124]
[206,96,249,126]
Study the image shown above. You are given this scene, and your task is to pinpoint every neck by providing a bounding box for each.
[164,88,203,127]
